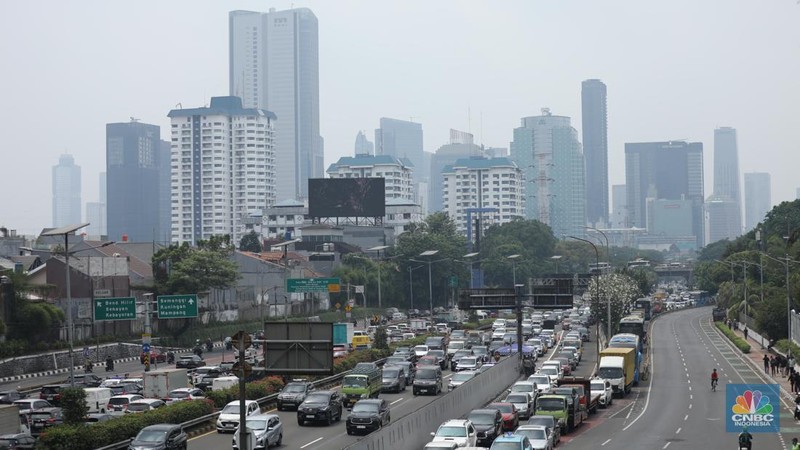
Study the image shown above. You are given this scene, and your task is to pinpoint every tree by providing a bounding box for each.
[239,231,263,253]
[480,219,557,288]
[60,387,88,425]
[152,235,240,295]
[588,273,641,336]
[373,327,388,350]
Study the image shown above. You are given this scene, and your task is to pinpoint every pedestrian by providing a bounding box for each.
[791,437,800,450]
[764,354,770,373]
[791,369,796,393]
[794,371,800,394]
[772,356,779,377]
[744,327,749,340]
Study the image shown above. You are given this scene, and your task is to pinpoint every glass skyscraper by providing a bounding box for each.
[52,154,81,227]
[581,79,609,227]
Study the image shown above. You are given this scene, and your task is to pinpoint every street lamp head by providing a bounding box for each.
[507,254,521,260]
[419,250,439,257]
[368,245,390,252]
[463,252,479,258]
[550,255,563,260]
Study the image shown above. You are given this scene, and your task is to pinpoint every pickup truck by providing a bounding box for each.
[590,378,613,408]
[558,377,599,415]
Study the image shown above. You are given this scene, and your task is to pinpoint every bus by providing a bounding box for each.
[609,333,642,353]
[589,262,612,275]
[618,315,646,341]
[633,298,652,321]
[627,259,650,269]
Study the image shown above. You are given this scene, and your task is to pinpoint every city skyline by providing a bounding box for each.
[2,1,798,235]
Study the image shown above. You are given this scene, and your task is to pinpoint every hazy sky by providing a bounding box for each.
[2,0,798,235]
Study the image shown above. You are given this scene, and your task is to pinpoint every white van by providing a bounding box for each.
[211,376,239,392]
[84,387,113,414]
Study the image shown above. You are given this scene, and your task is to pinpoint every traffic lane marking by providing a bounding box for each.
[300,437,324,448]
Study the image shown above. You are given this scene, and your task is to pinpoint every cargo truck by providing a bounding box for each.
[0,405,22,435]
[558,377,600,414]
[334,322,354,347]
[341,366,381,408]
[598,347,636,396]
[534,395,569,434]
[143,368,189,400]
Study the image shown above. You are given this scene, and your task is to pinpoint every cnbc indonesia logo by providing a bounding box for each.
[727,385,780,431]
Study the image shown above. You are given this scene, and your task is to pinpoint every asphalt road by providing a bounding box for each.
[566,307,790,450]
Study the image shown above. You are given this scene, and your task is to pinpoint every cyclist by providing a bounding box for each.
[711,368,719,390]
[738,426,752,450]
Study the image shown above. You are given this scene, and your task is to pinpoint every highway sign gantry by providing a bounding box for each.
[94,297,136,321]
[157,294,198,319]
[287,277,341,293]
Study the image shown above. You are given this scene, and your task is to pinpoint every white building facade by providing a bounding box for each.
[442,157,525,236]
[326,154,414,202]
[168,96,276,245]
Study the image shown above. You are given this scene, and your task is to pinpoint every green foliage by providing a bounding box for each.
[480,220,556,287]
[774,339,800,359]
[332,348,391,375]
[754,294,791,340]
[239,230,263,253]
[60,387,88,425]
[37,399,214,450]
[715,321,751,353]
[205,376,285,408]
[373,327,388,350]
[152,236,240,296]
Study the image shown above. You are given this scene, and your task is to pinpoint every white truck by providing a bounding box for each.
[597,356,625,397]
[143,368,189,399]
[0,405,24,435]
[410,319,430,334]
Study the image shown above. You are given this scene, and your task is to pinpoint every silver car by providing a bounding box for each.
[233,414,283,449]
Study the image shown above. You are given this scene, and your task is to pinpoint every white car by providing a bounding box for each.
[429,419,478,447]
[504,392,534,419]
[448,371,477,391]
[216,400,261,433]
[515,424,554,450]
[537,366,560,384]
[591,378,613,408]
[491,328,507,340]
[456,357,482,372]
[541,361,563,379]
[527,374,553,394]
[510,381,538,398]
[492,319,506,331]
[414,345,430,358]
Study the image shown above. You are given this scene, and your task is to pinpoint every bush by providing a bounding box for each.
[774,339,800,358]
[37,399,214,450]
[715,321,751,353]
[60,388,88,425]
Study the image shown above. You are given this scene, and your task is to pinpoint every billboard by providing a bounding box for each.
[263,322,334,375]
[726,384,779,433]
[308,178,385,218]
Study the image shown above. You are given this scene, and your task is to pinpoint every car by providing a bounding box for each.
[109,383,141,396]
[488,402,519,431]
[64,374,104,387]
[175,355,204,369]
[450,349,473,371]
[591,378,613,408]
[550,357,573,375]
[426,349,448,369]
[556,351,577,370]
[510,381,538,397]
[81,413,114,425]
[477,363,495,374]
[381,366,407,393]
[195,375,220,392]
[125,398,166,414]
[296,390,343,426]
[393,347,414,361]
[12,399,52,415]
[423,442,459,450]
[471,346,490,363]
[232,413,282,449]
[165,388,205,405]
[526,415,561,446]
[526,375,553,394]
[0,391,26,405]
[467,408,503,447]
[450,330,467,340]
[129,423,188,450]
[577,327,590,341]
[354,362,378,370]
[191,366,222,384]
[107,394,143,415]
[491,328,507,340]
[504,392,534,420]
[141,348,167,364]
[456,357,482,372]
[346,398,390,435]
[490,434,533,450]
[536,366,561,384]
[29,407,62,436]
[413,365,443,396]
[448,371,477,391]
[430,419,478,447]
[514,424,553,450]
[492,319,507,330]
[276,381,314,411]
[0,433,36,449]
[333,345,348,358]
[413,345,430,358]
[216,400,261,433]
[39,384,70,407]
[417,355,440,369]
[384,356,408,367]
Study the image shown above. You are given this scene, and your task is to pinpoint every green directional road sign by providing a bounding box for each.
[287,277,341,293]
[94,297,136,321]
[157,294,198,319]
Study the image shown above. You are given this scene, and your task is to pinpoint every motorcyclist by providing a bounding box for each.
[84,359,93,373]
[166,350,175,364]
[794,394,800,420]
[791,437,800,450]
[205,338,213,352]
[105,356,114,371]
[711,368,719,390]
[738,426,752,450]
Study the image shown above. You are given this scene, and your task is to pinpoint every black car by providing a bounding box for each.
[194,375,219,392]
[129,424,188,450]
[296,390,343,426]
[175,355,204,369]
[0,391,26,405]
[450,349,473,371]
[380,366,406,393]
[109,383,141,396]
[0,433,36,449]
[39,385,70,407]
[468,408,503,447]
[29,407,63,437]
[276,381,314,411]
[64,374,103,387]
[346,399,390,435]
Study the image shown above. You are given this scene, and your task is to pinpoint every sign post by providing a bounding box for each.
[156,294,198,319]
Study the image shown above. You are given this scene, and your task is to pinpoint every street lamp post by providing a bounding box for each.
[408,265,424,311]
[585,226,610,265]
[410,250,447,319]
[462,252,479,288]
[761,252,799,344]
[550,255,562,274]
[569,236,601,361]
[507,254,521,287]
[367,246,390,311]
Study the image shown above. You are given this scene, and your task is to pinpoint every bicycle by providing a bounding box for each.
[711,378,718,391]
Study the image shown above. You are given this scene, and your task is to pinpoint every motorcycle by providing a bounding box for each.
[193,346,203,358]
[205,341,213,352]
[84,362,94,373]
[105,359,114,372]
[167,352,175,364]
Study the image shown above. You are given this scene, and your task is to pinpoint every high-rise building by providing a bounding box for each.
[441,157,525,237]
[581,79,608,227]
[744,172,772,231]
[611,184,628,228]
[85,172,107,237]
[52,154,81,227]
[106,121,170,243]
[625,141,705,248]
[326,154,414,202]
[229,8,323,201]
[354,131,374,156]
[167,96,276,245]
[510,109,587,239]
[429,137,483,212]
[158,140,172,243]
[706,127,742,241]
[374,118,425,205]
[706,194,741,244]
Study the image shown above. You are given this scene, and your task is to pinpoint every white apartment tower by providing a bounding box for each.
[229,8,323,202]
[167,96,276,245]
[326,154,414,202]
[442,157,525,237]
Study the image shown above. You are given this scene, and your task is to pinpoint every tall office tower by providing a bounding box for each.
[375,118,425,205]
[581,79,609,227]
[106,121,169,242]
[354,131,374,156]
[744,172,772,231]
[52,154,82,227]
[157,140,172,243]
[510,109,587,239]
[229,8,323,201]
[625,141,705,248]
[327,154,414,202]
[706,127,742,241]
[167,96,276,245]
[441,157,525,237]
[611,184,628,228]
[429,134,483,212]
[85,172,107,237]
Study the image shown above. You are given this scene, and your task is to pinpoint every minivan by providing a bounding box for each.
[425,336,446,351]
[84,387,113,414]
[352,335,371,350]
[413,365,442,396]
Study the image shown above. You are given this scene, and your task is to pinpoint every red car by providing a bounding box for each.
[140,349,166,364]
[488,402,518,431]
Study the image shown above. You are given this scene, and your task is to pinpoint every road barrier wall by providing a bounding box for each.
[345,355,520,450]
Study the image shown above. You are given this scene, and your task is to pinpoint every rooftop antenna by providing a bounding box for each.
[175,103,182,109]
[130,117,140,123]
[468,105,472,135]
